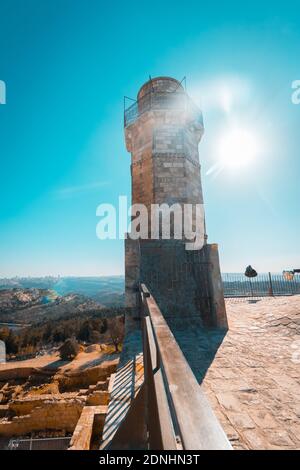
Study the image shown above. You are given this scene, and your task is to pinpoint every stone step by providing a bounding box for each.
[86,391,109,406]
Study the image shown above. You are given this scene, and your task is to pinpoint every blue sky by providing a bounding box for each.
[0,0,299,276]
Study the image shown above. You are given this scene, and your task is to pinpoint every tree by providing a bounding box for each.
[89,330,101,344]
[107,318,124,353]
[42,323,53,342]
[53,328,66,343]
[59,338,79,361]
[6,330,19,355]
[78,320,92,342]
[99,318,108,334]
[77,319,107,343]
[0,327,10,342]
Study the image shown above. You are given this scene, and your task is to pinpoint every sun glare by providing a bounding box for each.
[218,128,261,169]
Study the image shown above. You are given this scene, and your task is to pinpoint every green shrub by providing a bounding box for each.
[59,338,79,361]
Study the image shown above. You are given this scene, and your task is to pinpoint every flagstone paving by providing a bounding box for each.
[174,295,300,450]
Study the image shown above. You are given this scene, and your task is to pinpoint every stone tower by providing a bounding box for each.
[124,77,227,328]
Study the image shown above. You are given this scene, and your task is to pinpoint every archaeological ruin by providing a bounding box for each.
[0,356,118,450]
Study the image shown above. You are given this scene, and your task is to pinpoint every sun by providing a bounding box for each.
[218,127,261,169]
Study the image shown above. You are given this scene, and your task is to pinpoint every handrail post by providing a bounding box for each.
[268,272,274,297]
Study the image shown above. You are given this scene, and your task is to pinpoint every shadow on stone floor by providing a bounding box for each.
[170,325,227,384]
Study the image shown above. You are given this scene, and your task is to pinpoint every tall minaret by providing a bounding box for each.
[125,77,204,236]
[124,77,227,328]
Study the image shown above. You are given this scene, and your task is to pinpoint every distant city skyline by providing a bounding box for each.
[0,1,299,277]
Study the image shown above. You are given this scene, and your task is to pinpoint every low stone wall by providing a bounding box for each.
[56,360,118,392]
[9,394,85,417]
[86,391,109,406]
[0,358,118,385]
[0,399,84,437]
[69,406,107,450]
[0,367,38,382]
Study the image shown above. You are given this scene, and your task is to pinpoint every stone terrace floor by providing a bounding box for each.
[174,295,300,450]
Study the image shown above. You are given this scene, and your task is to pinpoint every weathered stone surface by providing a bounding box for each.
[86,391,109,406]
[124,76,227,328]
[194,296,300,450]
[69,406,107,450]
[0,400,84,437]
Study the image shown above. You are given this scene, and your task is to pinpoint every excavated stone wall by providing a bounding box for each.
[0,399,84,437]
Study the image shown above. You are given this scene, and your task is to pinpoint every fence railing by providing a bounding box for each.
[222,272,300,298]
[124,90,203,128]
[8,436,71,450]
[140,283,232,450]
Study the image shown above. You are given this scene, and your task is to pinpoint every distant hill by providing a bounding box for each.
[0,276,125,307]
[0,288,106,324]
[0,276,58,290]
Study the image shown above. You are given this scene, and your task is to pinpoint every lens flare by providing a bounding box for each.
[218,128,261,169]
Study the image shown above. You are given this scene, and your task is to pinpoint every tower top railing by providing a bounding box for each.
[124,90,203,128]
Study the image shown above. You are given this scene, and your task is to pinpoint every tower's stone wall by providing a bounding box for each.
[124,76,227,328]
[137,76,183,98]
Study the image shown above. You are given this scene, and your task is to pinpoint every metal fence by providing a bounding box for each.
[124,90,203,128]
[222,272,300,298]
[8,436,71,450]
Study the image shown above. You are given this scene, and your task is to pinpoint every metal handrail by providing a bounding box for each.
[140,283,232,450]
[124,90,203,128]
[222,272,300,298]
[8,436,71,450]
